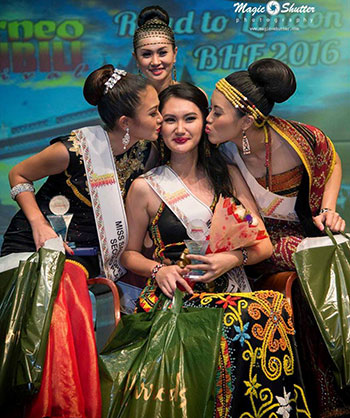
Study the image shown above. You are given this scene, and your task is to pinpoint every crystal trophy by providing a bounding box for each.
[184,219,209,279]
[47,195,73,243]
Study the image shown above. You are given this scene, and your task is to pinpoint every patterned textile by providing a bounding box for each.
[135,202,311,417]
[251,115,335,273]
[256,165,304,197]
[268,116,336,217]
[137,283,310,417]
[250,219,305,274]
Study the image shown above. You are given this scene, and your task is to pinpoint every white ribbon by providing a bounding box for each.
[221,142,298,222]
[143,165,251,292]
[76,126,128,281]
[142,165,213,230]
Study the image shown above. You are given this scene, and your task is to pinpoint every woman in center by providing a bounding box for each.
[121,83,310,416]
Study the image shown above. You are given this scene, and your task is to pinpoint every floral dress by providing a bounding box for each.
[135,203,311,418]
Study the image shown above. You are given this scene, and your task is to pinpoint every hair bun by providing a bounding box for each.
[83,64,114,106]
[137,5,169,27]
[248,58,296,103]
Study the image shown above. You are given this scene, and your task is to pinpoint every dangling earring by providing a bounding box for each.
[242,130,251,155]
[138,68,143,78]
[122,127,130,150]
[172,64,177,83]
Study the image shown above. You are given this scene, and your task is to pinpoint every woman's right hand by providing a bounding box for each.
[155,265,192,298]
[30,218,74,254]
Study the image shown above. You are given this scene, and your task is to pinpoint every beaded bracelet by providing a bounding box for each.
[10,183,35,200]
[151,263,165,280]
[319,208,331,215]
[240,247,248,265]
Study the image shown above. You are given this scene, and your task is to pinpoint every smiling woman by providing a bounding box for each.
[133,5,177,93]
[117,82,311,417]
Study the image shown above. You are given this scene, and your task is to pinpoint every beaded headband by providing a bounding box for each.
[133,18,175,50]
[216,78,267,127]
[104,68,127,94]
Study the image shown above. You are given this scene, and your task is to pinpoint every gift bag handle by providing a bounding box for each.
[150,289,184,317]
[324,226,350,245]
[170,288,184,314]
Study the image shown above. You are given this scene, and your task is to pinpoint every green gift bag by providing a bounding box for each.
[99,289,223,418]
[293,227,350,389]
[0,248,65,406]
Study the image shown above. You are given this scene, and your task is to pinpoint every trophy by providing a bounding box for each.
[184,219,209,279]
[47,195,73,244]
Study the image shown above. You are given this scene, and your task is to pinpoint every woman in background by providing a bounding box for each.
[133,5,177,94]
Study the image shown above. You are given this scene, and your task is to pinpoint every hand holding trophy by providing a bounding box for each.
[47,195,73,247]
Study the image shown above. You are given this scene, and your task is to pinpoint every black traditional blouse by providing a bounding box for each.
[1,131,151,260]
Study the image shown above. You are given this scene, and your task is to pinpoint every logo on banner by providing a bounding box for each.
[233,2,316,16]
[232,1,317,33]
[266,1,281,15]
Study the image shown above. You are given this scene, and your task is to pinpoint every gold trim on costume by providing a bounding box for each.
[66,259,89,279]
[65,170,92,207]
[325,136,336,183]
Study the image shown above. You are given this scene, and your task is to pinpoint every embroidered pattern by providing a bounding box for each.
[90,172,116,188]
[261,196,284,217]
[144,174,192,226]
[115,140,148,199]
[75,129,109,267]
[136,288,311,417]
[268,116,335,216]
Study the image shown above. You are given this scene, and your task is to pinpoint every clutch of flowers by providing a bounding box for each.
[206,195,267,254]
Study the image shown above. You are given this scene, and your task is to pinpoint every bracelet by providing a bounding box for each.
[151,263,165,280]
[319,208,331,215]
[240,247,248,265]
[10,183,35,200]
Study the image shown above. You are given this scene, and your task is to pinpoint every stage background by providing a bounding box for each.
[1,0,349,245]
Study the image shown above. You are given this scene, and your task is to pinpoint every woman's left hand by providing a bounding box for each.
[313,210,346,233]
[185,252,238,283]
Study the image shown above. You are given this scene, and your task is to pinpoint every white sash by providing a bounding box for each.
[142,166,213,230]
[75,126,128,281]
[221,143,298,222]
[142,165,251,292]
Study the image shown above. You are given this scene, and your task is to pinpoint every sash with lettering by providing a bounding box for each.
[142,165,252,292]
[75,126,127,280]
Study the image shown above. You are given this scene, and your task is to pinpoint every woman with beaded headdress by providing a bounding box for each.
[133,5,178,93]
[206,58,349,417]
[0,65,162,417]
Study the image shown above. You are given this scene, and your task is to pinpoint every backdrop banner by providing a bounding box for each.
[1,0,349,244]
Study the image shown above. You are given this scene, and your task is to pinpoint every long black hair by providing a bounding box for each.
[158,82,233,198]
